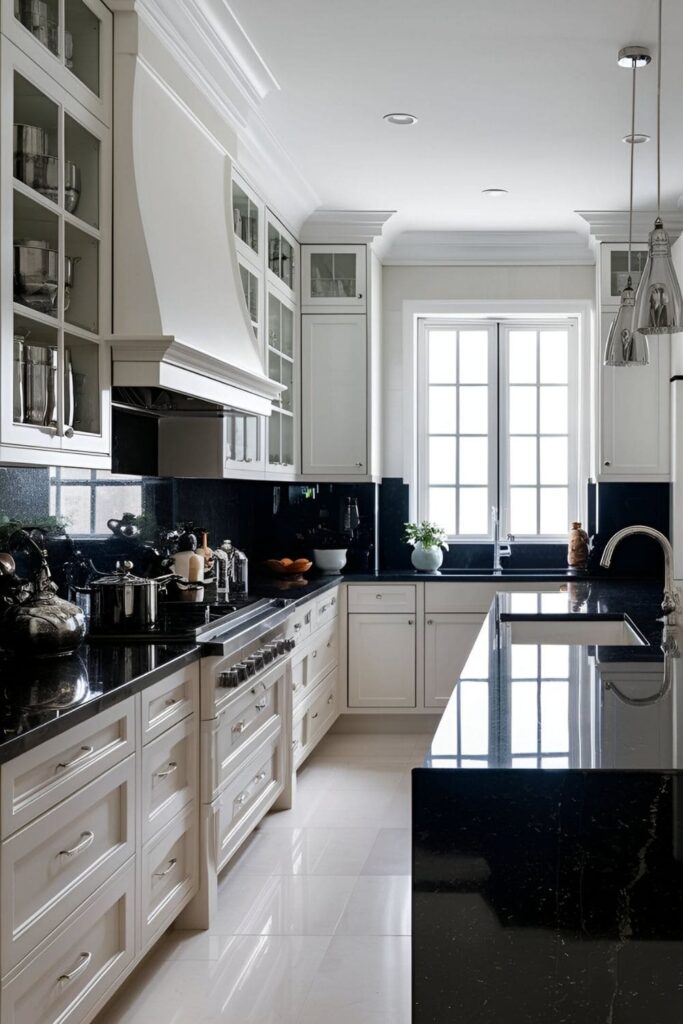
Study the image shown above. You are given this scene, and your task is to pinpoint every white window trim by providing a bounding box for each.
[403,300,592,543]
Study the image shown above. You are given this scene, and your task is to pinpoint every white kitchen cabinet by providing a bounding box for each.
[266,286,297,475]
[266,210,297,299]
[231,171,262,268]
[424,613,485,708]
[598,664,672,768]
[1,33,112,468]
[599,243,649,309]
[348,613,416,708]
[302,244,366,312]
[302,313,368,476]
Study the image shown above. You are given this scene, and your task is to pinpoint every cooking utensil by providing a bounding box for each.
[24,344,57,426]
[13,329,28,423]
[64,347,74,428]
[14,241,79,314]
[15,0,58,54]
[79,561,174,632]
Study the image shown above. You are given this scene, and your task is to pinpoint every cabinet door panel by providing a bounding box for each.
[348,614,416,707]
[424,613,485,708]
[302,314,367,475]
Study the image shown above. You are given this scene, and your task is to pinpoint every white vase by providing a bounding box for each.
[410,543,443,573]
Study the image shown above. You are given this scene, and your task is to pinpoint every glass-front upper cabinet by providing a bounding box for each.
[600,243,649,307]
[224,411,265,476]
[1,35,111,466]
[232,172,262,264]
[301,243,366,312]
[238,261,260,342]
[266,210,297,300]
[5,0,112,125]
[266,288,296,474]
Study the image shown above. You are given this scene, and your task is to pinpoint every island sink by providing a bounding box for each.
[503,614,647,646]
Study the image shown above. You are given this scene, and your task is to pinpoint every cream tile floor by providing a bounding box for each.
[94,732,430,1024]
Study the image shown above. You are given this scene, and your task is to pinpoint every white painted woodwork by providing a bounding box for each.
[288,601,314,645]
[291,618,339,710]
[140,663,198,746]
[314,590,339,630]
[598,665,673,769]
[306,668,338,746]
[424,613,486,708]
[301,244,366,312]
[140,713,197,842]
[424,581,565,613]
[139,801,198,954]
[348,614,416,708]
[1,698,135,837]
[302,314,367,476]
[348,584,416,613]
[1,859,135,1024]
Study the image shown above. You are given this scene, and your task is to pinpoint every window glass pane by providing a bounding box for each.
[429,436,456,485]
[508,331,537,383]
[511,487,537,534]
[540,487,568,534]
[429,331,457,383]
[459,437,488,485]
[464,621,490,677]
[539,386,567,433]
[459,681,489,755]
[459,386,488,434]
[540,592,570,613]
[540,331,568,384]
[540,437,567,485]
[458,331,488,383]
[429,488,456,535]
[459,488,488,535]
[511,680,538,752]
[541,756,569,768]
[429,386,457,433]
[509,386,537,433]
[95,485,142,534]
[541,645,569,678]
[60,486,91,533]
[541,681,569,750]
[512,757,539,768]
[510,437,537,485]
[511,644,538,679]
[508,593,540,615]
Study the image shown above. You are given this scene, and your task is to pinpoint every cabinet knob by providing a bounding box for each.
[427,619,434,625]
[63,426,74,439]
[604,460,611,466]
[355,462,363,468]
[408,619,414,625]
[357,293,363,299]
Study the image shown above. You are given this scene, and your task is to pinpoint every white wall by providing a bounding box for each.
[381,264,596,477]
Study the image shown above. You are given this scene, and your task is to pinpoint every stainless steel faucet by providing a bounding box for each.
[492,506,513,572]
[599,525,680,623]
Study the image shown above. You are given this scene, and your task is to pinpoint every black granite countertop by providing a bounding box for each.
[345,568,609,582]
[424,579,681,771]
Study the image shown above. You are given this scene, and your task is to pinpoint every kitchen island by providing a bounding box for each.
[413,581,683,1024]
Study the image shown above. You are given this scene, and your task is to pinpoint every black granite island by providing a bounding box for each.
[413,580,683,1024]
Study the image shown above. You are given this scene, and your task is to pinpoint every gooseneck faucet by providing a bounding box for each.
[599,525,680,623]
[492,506,513,573]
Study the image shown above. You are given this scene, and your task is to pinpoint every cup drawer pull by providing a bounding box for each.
[327,694,334,704]
[59,830,95,859]
[56,745,94,770]
[154,857,177,878]
[59,951,92,984]
[236,791,249,806]
[232,720,247,734]
[156,761,178,779]
[165,696,180,706]
[311,712,319,720]
[255,697,268,711]
[255,770,267,783]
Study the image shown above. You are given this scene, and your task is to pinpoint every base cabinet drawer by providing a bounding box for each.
[1,756,135,977]
[315,590,339,630]
[141,714,197,843]
[140,802,198,954]
[292,622,338,709]
[307,669,338,747]
[140,663,198,745]
[288,603,314,643]
[1,698,136,837]
[1,859,135,1024]
[348,584,416,613]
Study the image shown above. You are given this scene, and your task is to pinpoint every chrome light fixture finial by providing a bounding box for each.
[604,45,650,366]
[634,0,683,336]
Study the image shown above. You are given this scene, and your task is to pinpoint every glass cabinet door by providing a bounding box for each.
[238,261,260,341]
[266,289,296,472]
[224,412,264,471]
[266,212,296,298]
[302,244,366,310]
[601,244,649,306]
[232,176,261,261]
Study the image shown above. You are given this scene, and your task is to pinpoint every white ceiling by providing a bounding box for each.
[228,0,683,246]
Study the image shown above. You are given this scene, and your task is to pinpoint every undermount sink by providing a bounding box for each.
[504,616,647,647]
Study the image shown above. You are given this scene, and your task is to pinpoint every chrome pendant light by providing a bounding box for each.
[634,0,683,336]
[604,46,650,366]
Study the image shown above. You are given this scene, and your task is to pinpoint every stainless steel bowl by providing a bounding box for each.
[14,241,79,314]
[13,123,49,158]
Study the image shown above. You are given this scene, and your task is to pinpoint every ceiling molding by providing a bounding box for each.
[300,210,396,244]
[577,210,683,244]
[383,231,595,266]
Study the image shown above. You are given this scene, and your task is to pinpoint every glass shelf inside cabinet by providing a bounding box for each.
[609,249,648,299]
[65,334,100,434]
[13,191,59,319]
[14,0,60,58]
[13,312,58,428]
[232,181,259,256]
[65,0,101,96]
[13,74,59,208]
[309,251,357,299]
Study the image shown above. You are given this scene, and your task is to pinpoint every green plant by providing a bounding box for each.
[403,521,449,551]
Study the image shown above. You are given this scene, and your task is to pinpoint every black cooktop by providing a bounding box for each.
[85,591,268,642]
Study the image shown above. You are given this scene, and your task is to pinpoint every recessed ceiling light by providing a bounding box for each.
[617,45,651,68]
[622,132,650,144]
[481,188,509,197]
[383,112,418,126]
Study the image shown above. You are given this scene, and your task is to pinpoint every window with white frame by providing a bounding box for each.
[417,318,579,541]
[50,469,143,535]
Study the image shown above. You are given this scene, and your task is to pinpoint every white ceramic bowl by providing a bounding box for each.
[313,548,347,574]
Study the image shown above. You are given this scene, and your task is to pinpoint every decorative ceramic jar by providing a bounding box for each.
[411,542,443,573]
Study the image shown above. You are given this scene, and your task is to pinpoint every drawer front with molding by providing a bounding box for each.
[291,711,307,770]
[140,663,198,745]
[424,580,563,613]
[1,859,135,1024]
[141,714,197,843]
[1,756,135,976]
[348,584,416,613]
[288,602,314,643]
[292,622,338,709]
[1,698,135,837]
[307,669,338,747]
[140,802,198,953]
[315,589,339,630]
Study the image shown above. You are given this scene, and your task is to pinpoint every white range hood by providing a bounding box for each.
[109,6,282,417]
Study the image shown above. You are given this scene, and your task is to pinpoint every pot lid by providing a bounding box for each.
[93,560,151,586]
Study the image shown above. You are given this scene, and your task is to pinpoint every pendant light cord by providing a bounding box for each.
[628,59,636,278]
[657,0,662,216]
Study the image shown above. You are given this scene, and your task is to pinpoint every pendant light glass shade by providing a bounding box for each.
[634,217,683,335]
[604,279,650,365]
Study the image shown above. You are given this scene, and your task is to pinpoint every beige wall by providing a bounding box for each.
[381,264,596,477]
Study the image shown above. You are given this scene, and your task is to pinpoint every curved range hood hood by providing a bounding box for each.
[109,7,283,417]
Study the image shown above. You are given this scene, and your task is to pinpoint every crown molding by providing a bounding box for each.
[576,210,683,244]
[300,210,396,245]
[383,230,595,266]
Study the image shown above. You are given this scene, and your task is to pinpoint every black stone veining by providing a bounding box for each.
[413,579,683,1024]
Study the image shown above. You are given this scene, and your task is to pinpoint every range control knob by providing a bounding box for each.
[275,639,288,655]
[241,659,257,677]
[247,653,265,673]
[284,637,296,652]
[260,646,274,665]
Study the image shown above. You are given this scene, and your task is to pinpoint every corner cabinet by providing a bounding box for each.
[302,244,366,312]
[0,1,112,469]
